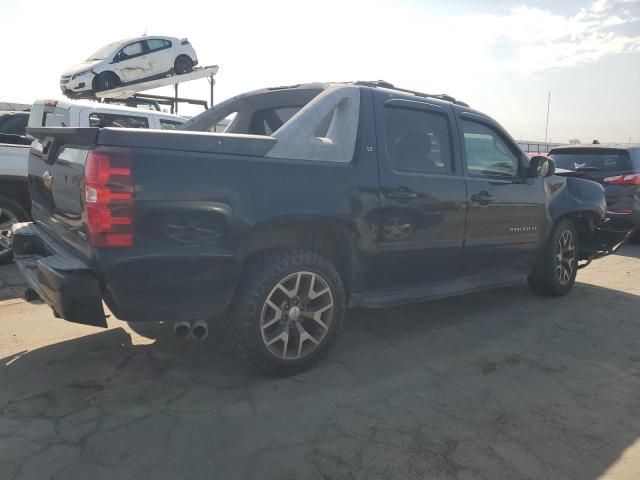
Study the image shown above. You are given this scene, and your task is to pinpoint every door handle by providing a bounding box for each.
[385,187,418,199]
[471,191,494,204]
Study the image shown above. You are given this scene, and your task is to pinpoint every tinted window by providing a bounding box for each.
[550,150,632,172]
[147,39,168,51]
[384,107,453,174]
[88,112,149,129]
[249,107,301,135]
[462,120,519,178]
[43,110,68,127]
[0,113,28,136]
[121,42,144,58]
[160,119,184,129]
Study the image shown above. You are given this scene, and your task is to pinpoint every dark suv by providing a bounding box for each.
[13,81,629,375]
[549,145,640,242]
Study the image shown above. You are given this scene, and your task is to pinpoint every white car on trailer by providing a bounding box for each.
[60,36,198,96]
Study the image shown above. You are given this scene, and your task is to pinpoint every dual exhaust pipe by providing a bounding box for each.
[174,320,208,340]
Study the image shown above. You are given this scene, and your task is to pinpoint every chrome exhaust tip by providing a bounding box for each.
[191,319,208,340]
[173,320,192,339]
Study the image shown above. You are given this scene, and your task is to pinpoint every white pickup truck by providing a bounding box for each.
[0,100,185,262]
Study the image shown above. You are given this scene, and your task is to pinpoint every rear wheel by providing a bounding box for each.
[227,249,345,376]
[174,55,194,74]
[0,198,29,265]
[528,218,578,296]
[94,72,120,92]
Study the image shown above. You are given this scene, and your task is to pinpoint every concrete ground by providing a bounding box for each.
[1,247,640,480]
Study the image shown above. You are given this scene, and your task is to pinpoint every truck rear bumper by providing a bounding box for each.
[11,222,241,326]
[11,222,107,327]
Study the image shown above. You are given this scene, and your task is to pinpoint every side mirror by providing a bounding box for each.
[529,155,555,178]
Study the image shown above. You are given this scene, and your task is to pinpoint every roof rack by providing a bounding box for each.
[354,80,469,107]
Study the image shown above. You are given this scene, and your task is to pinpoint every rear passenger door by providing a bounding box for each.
[370,94,467,289]
[145,38,174,75]
[459,114,546,274]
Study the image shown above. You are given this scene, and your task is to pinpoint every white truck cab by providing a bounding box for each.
[28,99,185,130]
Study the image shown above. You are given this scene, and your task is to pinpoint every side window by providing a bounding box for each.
[88,113,149,129]
[147,39,168,52]
[462,120,520,178]
[384,106,453,174]
[120,42,144,59]
[0,114,28,136]
[163,40,172,48]
[159,119,183,129]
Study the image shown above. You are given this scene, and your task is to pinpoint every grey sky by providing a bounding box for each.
[1,0,638,143]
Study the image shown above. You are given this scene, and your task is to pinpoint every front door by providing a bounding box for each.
[370,95,467,289]
[115,41,153,83]
[459,116,546,275]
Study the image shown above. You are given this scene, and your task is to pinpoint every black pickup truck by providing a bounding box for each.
[12,81,628,375]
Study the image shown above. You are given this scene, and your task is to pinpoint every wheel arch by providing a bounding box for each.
[552,210,600,261]
[0,178,31,215]
[92,70,121,90]
[236,216,360,294]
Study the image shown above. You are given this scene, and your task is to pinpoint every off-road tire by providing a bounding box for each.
[94,72,120,92]
[528,218,578,296]
[174,55,194,75]
[226,249,346,376]
[0,197,29,265]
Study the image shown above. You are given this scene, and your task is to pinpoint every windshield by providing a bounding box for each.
[86,42,121,61]
[550,150,631,172]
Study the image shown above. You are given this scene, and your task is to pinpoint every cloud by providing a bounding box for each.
[487,0,640,72]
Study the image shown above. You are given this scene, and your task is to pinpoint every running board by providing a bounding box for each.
[349,271,527,308]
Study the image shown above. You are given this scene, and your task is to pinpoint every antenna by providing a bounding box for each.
[143,27,147,36]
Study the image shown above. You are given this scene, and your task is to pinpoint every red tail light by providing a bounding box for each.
[603,174,640,186]
[83,147,134,247]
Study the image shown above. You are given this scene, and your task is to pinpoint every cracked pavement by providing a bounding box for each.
[1,246,640,479]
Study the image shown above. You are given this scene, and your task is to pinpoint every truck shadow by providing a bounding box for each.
[2,280,640,478]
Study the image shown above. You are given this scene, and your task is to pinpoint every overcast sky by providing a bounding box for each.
[1,0,638,143]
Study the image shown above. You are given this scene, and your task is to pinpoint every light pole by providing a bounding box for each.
[544,91,551,151]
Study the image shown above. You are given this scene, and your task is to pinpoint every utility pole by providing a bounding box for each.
[544,91,551,151]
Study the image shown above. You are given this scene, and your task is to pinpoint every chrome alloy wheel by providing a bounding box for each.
[555,229,576,285]
[260,271,334,360]
[0,207,18,252]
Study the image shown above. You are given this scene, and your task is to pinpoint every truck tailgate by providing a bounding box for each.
[27,127,99,260]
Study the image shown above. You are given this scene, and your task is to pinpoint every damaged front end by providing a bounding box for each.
[578,217,632,269]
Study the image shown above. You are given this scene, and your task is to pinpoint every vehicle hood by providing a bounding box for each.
[61,60,101,76]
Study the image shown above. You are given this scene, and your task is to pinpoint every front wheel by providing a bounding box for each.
[528,218,578,296]
[94,72,120,92]
[227,249,346,376]
[0,197,29,265]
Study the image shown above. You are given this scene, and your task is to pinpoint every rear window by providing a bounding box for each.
[89,112,149,129]
[43,109,69,127]
[550,149,632,172]
[248,107,302,136]
[159,119,184,129]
